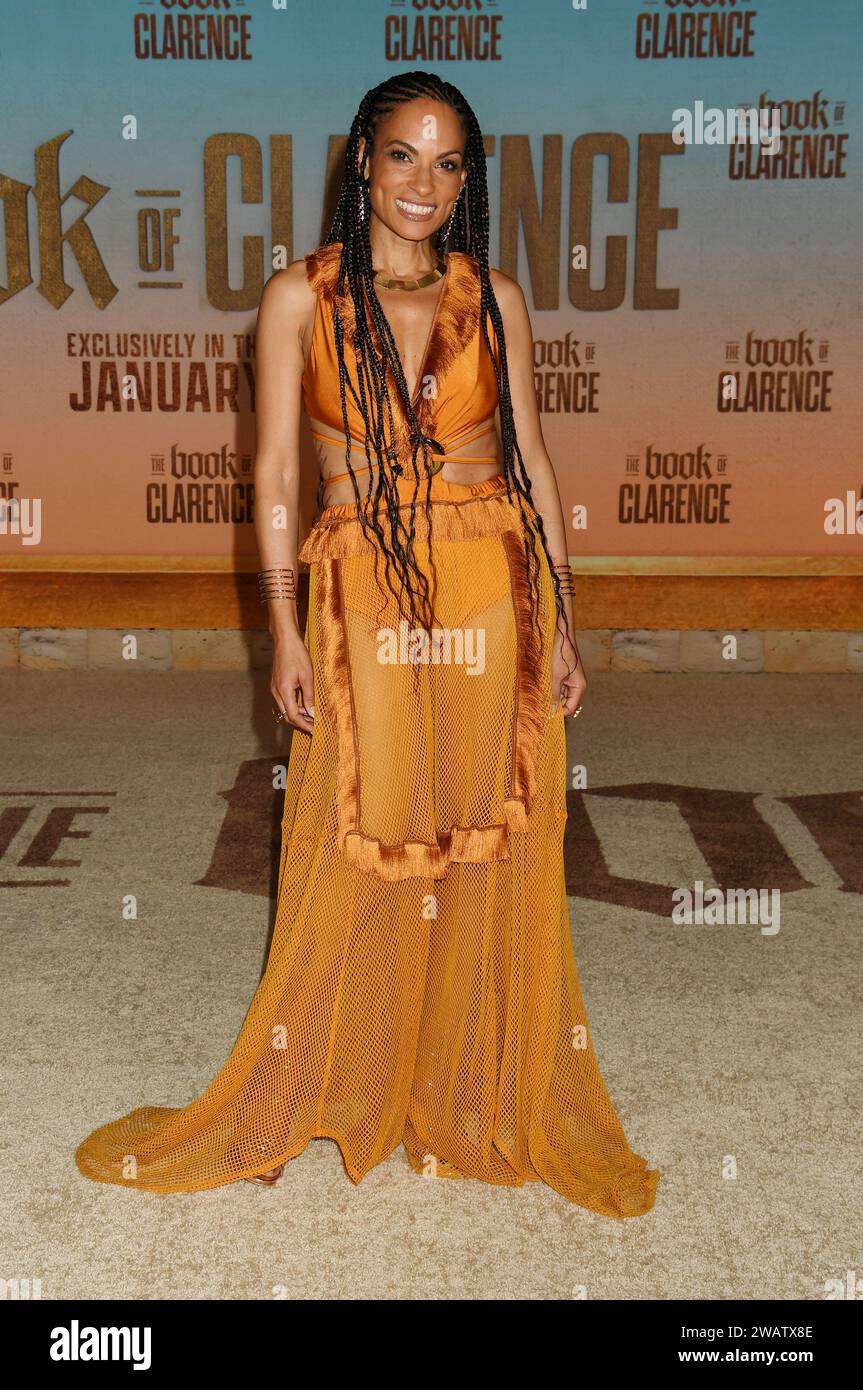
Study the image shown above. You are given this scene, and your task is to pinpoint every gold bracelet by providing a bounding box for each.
[553,561,576,596]
[258,566,297,603]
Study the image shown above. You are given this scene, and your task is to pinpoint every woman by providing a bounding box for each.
[76,71,659,1219]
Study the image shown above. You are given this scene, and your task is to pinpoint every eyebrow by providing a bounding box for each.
[383,139,463,158]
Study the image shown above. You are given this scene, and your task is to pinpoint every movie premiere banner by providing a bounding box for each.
[0,0,860,573]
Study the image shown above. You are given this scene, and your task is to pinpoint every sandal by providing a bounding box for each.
[242,1164,285,1186]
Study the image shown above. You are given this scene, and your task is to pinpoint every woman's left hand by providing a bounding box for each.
[551,630,587,717]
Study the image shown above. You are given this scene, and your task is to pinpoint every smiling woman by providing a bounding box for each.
[75,70,660,1220]
[378,139,464,225]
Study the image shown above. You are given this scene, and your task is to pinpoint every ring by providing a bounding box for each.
[273,706,286,723]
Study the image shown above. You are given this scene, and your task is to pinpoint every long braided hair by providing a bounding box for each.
[318,70,571,655]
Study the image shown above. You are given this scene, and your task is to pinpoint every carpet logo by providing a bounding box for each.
[3,770,858,908]
[562,784,861,912]
[197,763,863,911]
[0,792,113,887]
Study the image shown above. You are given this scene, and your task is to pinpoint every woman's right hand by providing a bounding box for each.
[271,630,315,734]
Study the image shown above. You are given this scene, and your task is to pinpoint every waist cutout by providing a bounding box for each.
[312,421,500,489]
[320,471,508,519]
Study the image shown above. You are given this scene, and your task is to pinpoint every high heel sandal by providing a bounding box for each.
[242,1164,285,1186]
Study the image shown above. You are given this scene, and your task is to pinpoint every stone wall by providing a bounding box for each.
[3,627,862,673]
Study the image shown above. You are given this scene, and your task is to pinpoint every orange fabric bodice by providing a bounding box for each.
[301,241,501,465]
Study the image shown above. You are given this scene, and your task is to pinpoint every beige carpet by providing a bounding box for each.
[1,670,859,1300]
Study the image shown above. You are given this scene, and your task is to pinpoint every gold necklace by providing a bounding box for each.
[372,257,447,291]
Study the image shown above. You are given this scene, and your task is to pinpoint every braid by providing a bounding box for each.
[319,70,571,653]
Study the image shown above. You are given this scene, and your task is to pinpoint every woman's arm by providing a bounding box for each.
[490,268,587,717]
[253,261,317,733]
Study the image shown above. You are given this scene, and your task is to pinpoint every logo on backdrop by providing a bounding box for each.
[635,0,758,62]
[619,444,731,526]
[0,130,683,318]
[67,332,257,415]
[718,330,834,414]
[0,131,292,313]
[133,0,253,63]
[729,92,848,180]
[146,443,254,524]
[533,333,599,416]
[385,0,504,64]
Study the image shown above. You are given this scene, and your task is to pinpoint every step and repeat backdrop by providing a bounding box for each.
[0,0,860,572]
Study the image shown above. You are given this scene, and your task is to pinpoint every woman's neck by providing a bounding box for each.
[368,222,440,280]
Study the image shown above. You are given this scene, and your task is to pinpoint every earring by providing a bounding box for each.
[442,188,463,244]
[358,178,368,223]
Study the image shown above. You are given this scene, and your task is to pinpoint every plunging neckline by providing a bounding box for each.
[378,260,450,408]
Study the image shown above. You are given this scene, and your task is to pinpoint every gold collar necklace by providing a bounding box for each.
[372,257,447,291]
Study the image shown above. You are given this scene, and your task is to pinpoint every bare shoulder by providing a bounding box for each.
[257,259,316,359]
[487,264,528,319]
[259,257,315,318]
[485,264,530,347]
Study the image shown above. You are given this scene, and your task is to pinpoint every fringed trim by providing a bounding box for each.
[304,242,343,301]
[314,548,521,882]
[303,241,488,458]
[410,253,483,441]
[314,527,548,882]
[299,490,522,563]
[501,529,548,830]
[305,243,367,355]
[341,823,511,884]
[314,558,361,851]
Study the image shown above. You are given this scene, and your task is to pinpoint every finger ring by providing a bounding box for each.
[273,706,286,723]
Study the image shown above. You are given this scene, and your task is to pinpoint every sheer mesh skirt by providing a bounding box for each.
[75,475,660,1219]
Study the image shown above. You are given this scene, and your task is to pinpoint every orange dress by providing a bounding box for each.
[74,243,660,1219]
